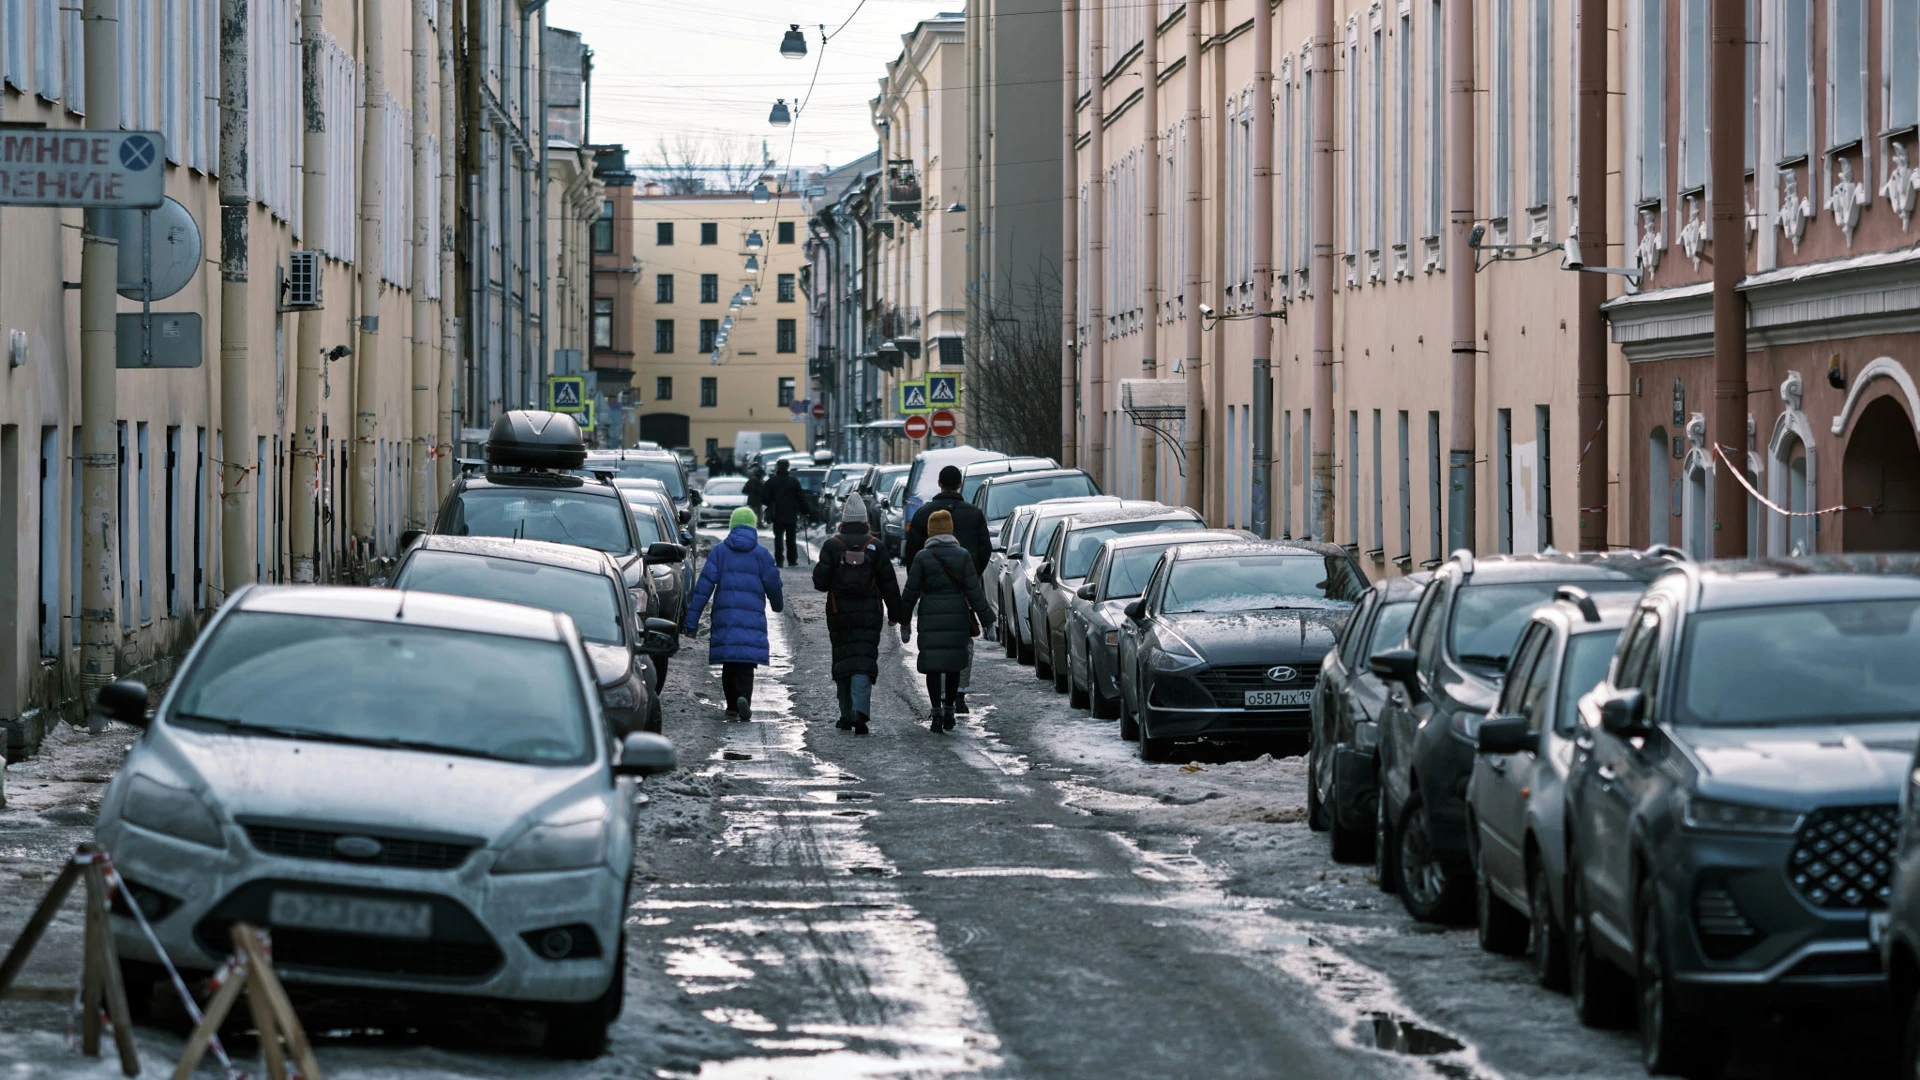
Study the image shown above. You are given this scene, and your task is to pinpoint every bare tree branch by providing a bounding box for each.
[968,262,1064,459]
[639,135,764,194]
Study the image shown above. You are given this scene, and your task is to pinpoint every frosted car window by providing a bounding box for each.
[445,489,633,555]
[704,478,747,497]
[169,612,594,764]
[1063,520,1204,579]
[1677,600,1920,726]
[1103,544,1180,599]
[396,551,625,645]
[984,474,1100,519]
[1161,555,1366,614]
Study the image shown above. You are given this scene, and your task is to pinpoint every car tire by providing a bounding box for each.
[1119,695,1140,741]
[1306,743,1329,832]
[1637,879,1723,1078]
[1394,790,1470,923]
[1069,672,1090,710]
[1530,859,1571,992]
[1017,634,1035,665]
[1374,786,1398,894]
[644,694,663,734]
[1569,863,1633,1029]
[1034,634,1053,679]
[1003,596,1019,658]
[1090,674,1121,720]
[1138,708,1174,762]
[542,934,625,1060]
[1327,760,1373,864]
[1474,844,1529,955]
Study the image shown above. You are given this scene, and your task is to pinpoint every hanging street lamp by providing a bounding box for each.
[751,180,772,203]
[745,229,764,250]
[780,24,807,59]
[769,99,792,127]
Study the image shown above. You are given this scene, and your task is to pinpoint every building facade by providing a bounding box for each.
[629,187,811,463]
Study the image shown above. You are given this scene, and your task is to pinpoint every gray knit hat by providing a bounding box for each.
[840,492,869,526]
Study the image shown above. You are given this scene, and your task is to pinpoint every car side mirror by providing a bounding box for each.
[1476,715,1534,755]
[645,542,686,565]
[678,509,691,525]
[1076,583,1098,601]
[1036,563,1055,584]
[638,617,680,654]
[613,732,678,777]
[398,528,424,551]
[689,491,702,506]
[1123,599,1147,622]
[95,679,150,728]
[1368,647,1419,682]
[1599,688,1650,737]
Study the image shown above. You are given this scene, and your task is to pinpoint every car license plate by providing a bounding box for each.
[1244,689,1313,708]
[268,891,433,939]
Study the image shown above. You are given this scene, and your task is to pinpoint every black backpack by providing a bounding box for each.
[831,535,879,599]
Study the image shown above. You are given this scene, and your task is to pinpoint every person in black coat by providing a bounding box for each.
[899,509,996,731]
[811,493,902,735]
[900,464,993,712]
[759,459,807,567]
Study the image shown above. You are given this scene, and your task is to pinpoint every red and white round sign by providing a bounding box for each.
[811,401,827,419]
[903,414,930,440]
[929,409,956,438]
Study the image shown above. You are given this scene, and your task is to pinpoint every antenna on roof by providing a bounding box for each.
[394,588,407,621]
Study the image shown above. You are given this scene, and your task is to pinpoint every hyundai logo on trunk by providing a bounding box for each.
[334,835,384,859]
[1264,666,1298,683]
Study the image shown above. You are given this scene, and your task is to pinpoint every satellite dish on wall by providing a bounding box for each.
[107,197,203,302]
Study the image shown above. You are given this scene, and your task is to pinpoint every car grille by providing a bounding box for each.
[195,880,503,983]
[1788,804,1897,910]
[241,819,480,871]
[1195,663,1320,702]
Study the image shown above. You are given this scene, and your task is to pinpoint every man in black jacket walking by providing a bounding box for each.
[900,465,992,712]
[759,458,807,566]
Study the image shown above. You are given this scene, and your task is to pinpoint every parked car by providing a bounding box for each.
[732,430,796,462]
[988,505,1041,653]
[392,536,677,734]
[973,468,1103,549]
[1032,505,1207,697]
[1466,586,1630,989]
[93,585,679,1059]
[1307,572,1431,863]
[792,466,831,522]
[902,446,1009,522]
[958,455,1059,505]
[625,500,694,639]
[696,476,749,528]
[853,463,907,540]
[1010,497,1127,667]
[1560,558,1920,1074]
[1367,550,1677,924]
[1066,529,1251,718]
[879,470,912,557]
[1118,540,1367,761]
[585,448,696,521]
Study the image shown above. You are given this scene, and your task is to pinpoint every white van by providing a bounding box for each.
[733,431,795,463]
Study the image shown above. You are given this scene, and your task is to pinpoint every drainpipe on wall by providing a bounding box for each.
[354,0,388,562]
[1139,5,1159,501]
[1574,0,1608,551]
[410,0,435,527]
[1444,0,1475,553]
[219,0,254,589]
[292,0,327,583]
[1311,0,1335,541]
[1710,0,1748,556]
[1061,0,1079,469]
[1249,0,1273,537]
[1086,0,1106,489]
[966,0,981,414]
[1180,0,1203,512]
[438,0,457,496]
[78,0,120,694]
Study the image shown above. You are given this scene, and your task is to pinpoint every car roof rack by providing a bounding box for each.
[1553,584,1603,623]
[1450,548,1476,576]
[1644,544,1689,562]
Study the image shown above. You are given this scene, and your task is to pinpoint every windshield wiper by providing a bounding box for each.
[1459,652,1511,669]
[173,714,501,760]
[343,736,504,761]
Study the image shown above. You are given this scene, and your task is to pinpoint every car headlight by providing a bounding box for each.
[121,773,225,849]
[1681,796,1802,836]
[1150,636,1206,673]
[493,797,612,874]
[1103,629,1121,646]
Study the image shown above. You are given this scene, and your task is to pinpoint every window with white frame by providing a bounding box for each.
[321,33,359,261]
[1345,22,1360,261]
[1077,183,1089,340]
[1077,2,1090,98]
[1225,91,1253,307]
[383,93,412,286]
[1745,0,1760,170]
[3,0,28,92]
[1162,124,1182,321]
[248,0,301,224]
[1829,0,1866,149]
[1887,2,1919,132]
[162,0,182,163]
[1679,0,1708,191]
[1370,20,1384,264]
[1397,8,1412,252]
[426,133,443,299]
[1490,0,1512,222]
[1424,0,1443,241]
[37,0,59,99]
[1776,0,1811,161]
[1303,56,1316,286]
[1632,0,1666,203]
[63,0,84,113]
[1283,60,1301,281]
[1528,0,1552,213]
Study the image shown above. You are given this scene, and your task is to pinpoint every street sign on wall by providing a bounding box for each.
[811,401,827,419]
[903,414,930,440]
[927,373,959,409]
[898,379,929,414]
[0,130,166,208]
[929,409,956,438]
[548,375,586,412]
[115,313,201,368]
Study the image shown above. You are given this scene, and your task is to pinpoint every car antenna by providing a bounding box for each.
[394,588,407,621]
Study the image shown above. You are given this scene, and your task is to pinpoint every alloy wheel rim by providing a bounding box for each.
[1400,807,1446,906]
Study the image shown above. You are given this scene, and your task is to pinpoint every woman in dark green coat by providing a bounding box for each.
[899,510,996,731]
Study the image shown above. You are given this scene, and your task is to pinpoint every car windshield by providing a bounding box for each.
[1369,600,1418,652]
[1004,513,1035,553]
[1102,544,1180,599]
[625,506,669,546]
[960,468,1007,501]
[827,466,863,488]
[794,470,825,492]
[1449,580,1646,668]
[984,474,1101,521]
[705,478,746,497]
[621,460,686,497]
[168,612,593,765]
[1677,599,1920,727]
[1063,520,1203,580]
[442,489,633,555]
[1028,514,1076,560]
[1161,555,1368,614]
[1556,630,1621,731]
[396,551,625,645]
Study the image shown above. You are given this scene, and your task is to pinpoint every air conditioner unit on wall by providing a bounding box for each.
[286,250,323,309]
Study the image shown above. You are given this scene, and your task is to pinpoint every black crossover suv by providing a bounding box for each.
[1568,557,1920,1077]
[1369,549,1678,923]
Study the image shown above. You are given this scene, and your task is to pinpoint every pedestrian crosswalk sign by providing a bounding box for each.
[899,379,930,414]
[579,399,596,431]
[548,375,586,413]
[927,373,959,407]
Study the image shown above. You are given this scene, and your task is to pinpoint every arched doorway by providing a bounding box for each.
[639,412,691,449]
[1842,396,1920,552]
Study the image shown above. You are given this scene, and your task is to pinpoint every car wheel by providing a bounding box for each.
[1090,671,1121,720]
[1003,596,1019,658]
[1394,790,1470,923]
[1637,879,1723,1077]
[1374,786,1398,894]
[1569,862,1633,1029]
[1055,640,1074,697]
[1327,761,1372,864]
[1474,843,1529,955]
[118,959,161,1023]
[1034,630,1053,679]
[1306,742,1328,832]
[644,693,663,734]
[542,934,625,1060]
[1118,693,1140,741]
[1138,708,1173,762]
[1529,859,1570,992]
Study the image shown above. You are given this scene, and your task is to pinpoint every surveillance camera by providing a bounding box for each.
[1561,236,1584,271]
[1198,303,1215,318]
[1467,223,1487,249]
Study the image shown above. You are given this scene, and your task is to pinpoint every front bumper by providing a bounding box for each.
[98,817,624,1005]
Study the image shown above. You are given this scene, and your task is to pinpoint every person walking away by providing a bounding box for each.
[900,465,993,712]
[743,461,766,522]
[812,493,902,735]
[683,506,784,720]
[761,458,807,567]
[899,509,995,731]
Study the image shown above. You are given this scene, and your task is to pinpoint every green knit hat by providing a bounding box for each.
[730,506,759,529]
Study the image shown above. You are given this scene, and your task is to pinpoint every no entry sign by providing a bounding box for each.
[929,409,956,438]
[811,401,827,419]
[0,130,166,208]
[903,414,930,440]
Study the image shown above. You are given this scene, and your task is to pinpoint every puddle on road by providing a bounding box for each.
[803,790,875,803]
[908,796,1006,805]
[719,751,754,761]
[921,866,1105,880]
[1359,1013,1469,1057]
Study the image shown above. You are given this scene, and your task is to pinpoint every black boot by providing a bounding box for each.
[953,693,970,715]
[942,706,958,732]
[836,713,854,731]
[852,713,870,735]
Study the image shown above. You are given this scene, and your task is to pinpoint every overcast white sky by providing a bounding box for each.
[549,0,957,177]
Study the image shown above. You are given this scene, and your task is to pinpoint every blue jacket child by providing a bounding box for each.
[683,507,784,718]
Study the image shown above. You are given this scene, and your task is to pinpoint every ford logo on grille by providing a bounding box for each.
[1264,666,1299,683]
[333,835,384,859]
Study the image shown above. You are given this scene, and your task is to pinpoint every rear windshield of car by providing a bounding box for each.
[704,477,746,497]
[1063,520,1203,580]
[396,551,624,645]
[984,474,1101,521]
[442,489,633,556]
[1676,599,1920,727]
[794,470,826,492]
[606,458,686,498]
[1162,555,1368,614]
[169,612,594,765]
[1449,580,1646,669]
[1369,600,1418,653]
[1557,630,1621,732]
